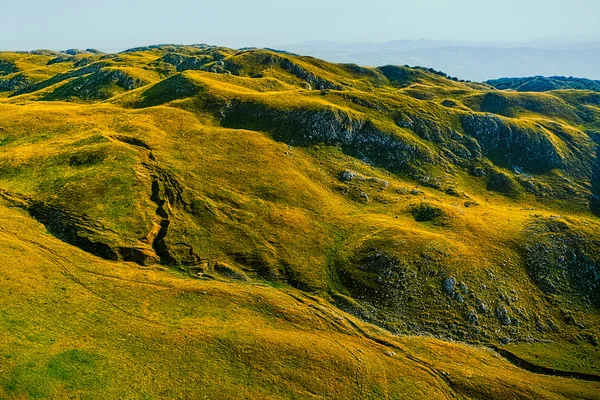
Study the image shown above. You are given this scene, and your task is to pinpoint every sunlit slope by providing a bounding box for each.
[0,203,598,399]
[0,45,599,398]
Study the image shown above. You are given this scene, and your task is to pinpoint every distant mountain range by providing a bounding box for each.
[276,39,600,81]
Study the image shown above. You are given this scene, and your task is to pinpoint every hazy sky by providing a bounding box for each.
[1,0,599,51]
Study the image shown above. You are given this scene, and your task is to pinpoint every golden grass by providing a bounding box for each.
[0,203,598,399]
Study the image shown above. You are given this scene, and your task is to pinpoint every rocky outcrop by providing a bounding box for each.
[523,219,600,307]
[149,53,214,74]
[220,100,433,173]
[28,201,120,260]
[63,48,102,56]
[591,132,600,216]
[339,250,409,306]
[140,159,205,267]
[278,58,342,90]
[47,55,75,65]
[495,305,512,325]
[220,52,343,90]
[42,69,146,101]
[24,201,158,265]
[101,70,141,91]
[120,44,216,54]
[393,111,481,168]
[460,114,563,173]
[2,158,204,268]
[11,62,109,97]
[0,73,33,92]
[486,170,521,197]
[0,59,18,76]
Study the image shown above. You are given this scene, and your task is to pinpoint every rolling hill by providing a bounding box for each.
[0,44,599,399]
[487,76,600,92]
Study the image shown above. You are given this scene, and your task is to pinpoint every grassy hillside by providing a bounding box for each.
[0,45,599,399]
[487,76,600,92]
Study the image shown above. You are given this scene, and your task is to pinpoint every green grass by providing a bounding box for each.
[505,341,600,376]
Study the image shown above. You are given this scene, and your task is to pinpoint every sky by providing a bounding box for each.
[1,0,599,51]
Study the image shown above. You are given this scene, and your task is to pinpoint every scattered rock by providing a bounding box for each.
[496,305,512,325]
[339,170,358,182]
[523,219,600,308]
[368,177,389,189]
[338,170,388,191]
[470,167,487,177]
[476,298,488,314]
[466,309,479,325]
[487,171,520,197]
[443,277,457,295]
[460,114,563,173]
